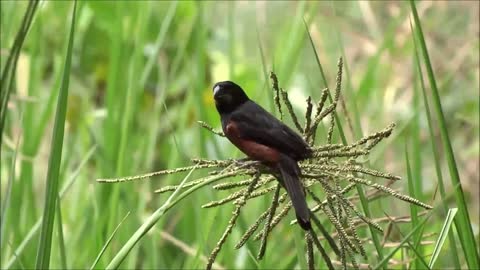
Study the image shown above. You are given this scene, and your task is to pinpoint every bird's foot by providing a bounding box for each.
[231,158,261,169]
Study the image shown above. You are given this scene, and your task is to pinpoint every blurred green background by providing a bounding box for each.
[1,1,478,269]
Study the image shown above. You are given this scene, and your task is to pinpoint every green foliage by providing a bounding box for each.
[34,2,77,268]
[1,1,478,269]
[410,1,479,268]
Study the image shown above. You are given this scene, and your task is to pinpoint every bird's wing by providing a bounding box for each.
[229,101,311,160]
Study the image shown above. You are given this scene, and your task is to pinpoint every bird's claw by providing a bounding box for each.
[231,158,261,169]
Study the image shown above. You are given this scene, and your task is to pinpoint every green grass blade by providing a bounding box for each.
[0,111,23,250]
[34,1,77,268]
[302,18,329,91]
[334,33,363,137]
[410,19,461,269]
[227,1,235,79]
[256,26,268,89]
[373,211,433,269]
[193,3,208,157]
[410,1,479,268]
[255,26,271,110]
[294,230,307,270]
[4,145,96,269]
[105,166,197,269]
[4,219,41,269]
[104,167,247,269]
[246,249,260,269]
[55,194,68,269]
[304,15,384,264]
[139,1,178,88]
[383,212,430,269]
[6,241,26,269]
[405,144,422,269]
[90,212,131,269]
[429,208,458,268]
[0,0,38,146]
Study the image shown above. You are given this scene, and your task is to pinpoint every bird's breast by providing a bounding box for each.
[224,120,280,163]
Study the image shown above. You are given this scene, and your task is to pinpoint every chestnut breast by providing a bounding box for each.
[224,121,280,163]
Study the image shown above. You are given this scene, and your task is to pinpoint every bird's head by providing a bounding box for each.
[212,81,250,114]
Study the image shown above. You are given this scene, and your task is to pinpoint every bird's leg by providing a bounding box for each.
[236,157,251,163]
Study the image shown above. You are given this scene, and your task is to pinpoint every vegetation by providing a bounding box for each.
[1,1,478,269]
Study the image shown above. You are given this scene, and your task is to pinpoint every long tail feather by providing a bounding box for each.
[277,155,311,230]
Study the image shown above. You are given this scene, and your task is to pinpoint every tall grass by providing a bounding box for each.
[1,1,477,269]
[35,1,77,268]
[410,1,479,268]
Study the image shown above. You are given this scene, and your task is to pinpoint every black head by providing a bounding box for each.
[213,81,250,114]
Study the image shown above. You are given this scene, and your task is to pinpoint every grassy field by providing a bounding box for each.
[1,1,479,269]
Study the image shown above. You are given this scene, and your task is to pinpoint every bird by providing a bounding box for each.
[212,81,313,230]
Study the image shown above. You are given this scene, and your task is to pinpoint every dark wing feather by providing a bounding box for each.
[228,101,312,160]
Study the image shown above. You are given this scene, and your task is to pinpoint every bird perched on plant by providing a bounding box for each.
[212,81,313,230]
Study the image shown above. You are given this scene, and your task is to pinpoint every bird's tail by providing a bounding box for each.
[277,154,311,230]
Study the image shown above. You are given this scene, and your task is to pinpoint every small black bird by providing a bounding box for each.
[213,81,313,230]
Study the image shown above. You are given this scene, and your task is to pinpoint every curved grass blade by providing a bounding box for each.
[0,111,23,250]
[405,144,423,269]
[139,1,178,87]
[6,241,26,269]
[429,208,458,268]
[34,1,77,268]
[294,229,308,270]
[410,1,479,268]
[410,18,461,269]
[383,211,430,269]
[0,0,39,147]
[4,145,96,269]
[104,166,250,269]
[373,211,433,269]
[90,212,131,269]
[105,166,197,269]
